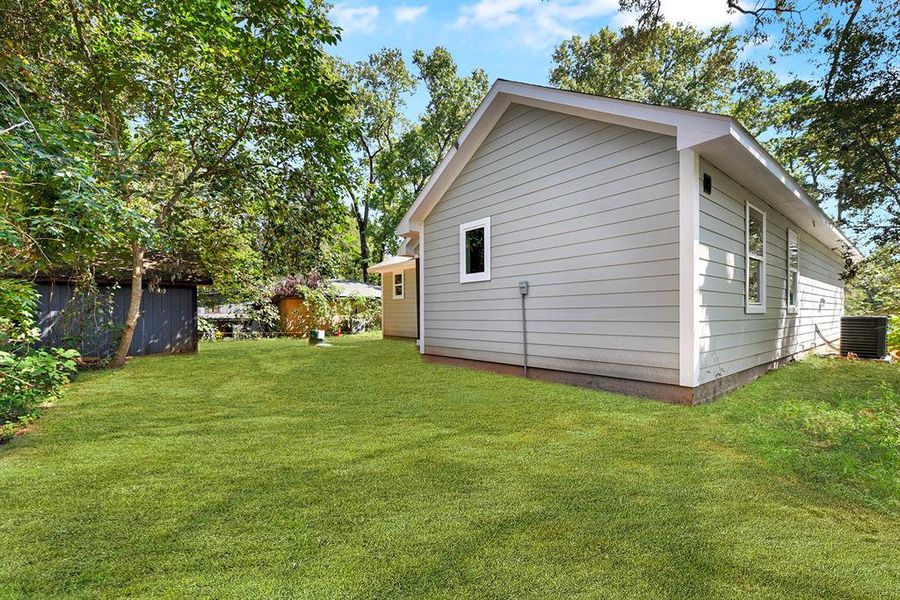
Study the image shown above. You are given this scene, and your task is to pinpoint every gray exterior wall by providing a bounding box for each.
[37,282,198,358]
[697,159,845,384]
[422,103,681,384]
[381,267,418,339]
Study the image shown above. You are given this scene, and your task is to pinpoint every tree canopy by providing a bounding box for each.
[339,47,487,281]
[612,0,900,246]
[2,0,352,364]
[550,22,785,136]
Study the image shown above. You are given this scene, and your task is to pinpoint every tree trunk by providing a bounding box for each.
[359,225,370,283]
[109,242,145,368]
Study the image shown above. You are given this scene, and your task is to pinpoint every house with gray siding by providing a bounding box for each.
[387,80,861,403]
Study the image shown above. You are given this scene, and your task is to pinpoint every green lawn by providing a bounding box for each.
[1,334,898,598]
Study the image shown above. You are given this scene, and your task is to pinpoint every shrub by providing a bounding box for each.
[0,279,79,441]
[280,284,333,337]
[333,294,381,333]
[197,316,220,341]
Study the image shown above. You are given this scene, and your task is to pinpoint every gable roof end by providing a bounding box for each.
[396,79,862,261]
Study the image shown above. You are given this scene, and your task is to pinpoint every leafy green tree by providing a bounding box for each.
[251,165,355,282]
[374,49,488,260]
[845,244,900,316]
[620,0,900,245]
[413,48,490,169]
[340,47,487,279]
[2,0,350,366]
[550,22,785,135]
[0,69,126,275]
[339,49,416,282]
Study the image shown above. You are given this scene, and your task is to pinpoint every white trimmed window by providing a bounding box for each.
[745,202,766,313]
[392,271,404,299]
[459,216,491,283]
[786,228,799,314]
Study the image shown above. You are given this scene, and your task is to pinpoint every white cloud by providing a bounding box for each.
[454,0,619,46]
[455,0,532,30]
[454,0,745,48]
[395,5,428,23]
[330,3,379,35]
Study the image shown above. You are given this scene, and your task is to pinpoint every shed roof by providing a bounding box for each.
[6,253,212,286]
[328,279,381,298]
[197,303,251,320]
[397,79,862,261]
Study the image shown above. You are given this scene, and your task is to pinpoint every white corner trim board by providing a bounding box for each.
[678,149,701,388]
[416,221,426,354]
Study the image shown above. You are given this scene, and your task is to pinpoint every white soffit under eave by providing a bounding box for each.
[368,255,416,274]
[693,129,862,260]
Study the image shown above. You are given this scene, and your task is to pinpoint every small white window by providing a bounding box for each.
[459,216,491,283]
[745,202,766,314]
[786,228,799,314]
[392,272,404,299]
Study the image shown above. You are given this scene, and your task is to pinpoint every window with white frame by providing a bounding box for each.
[745,202,766,313]
[786,228,799,314]
[392,271,404,299]
[459,216,491,283]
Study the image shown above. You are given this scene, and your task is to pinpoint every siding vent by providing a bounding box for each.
[702,173,712,194]
[840,316,888,359]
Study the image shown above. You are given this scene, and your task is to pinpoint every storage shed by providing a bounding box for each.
[276,278,381,336]
[391,80,862,403]
[25,262,209,359]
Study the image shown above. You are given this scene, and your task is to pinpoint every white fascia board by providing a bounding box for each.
[395,79,861,262]
[396,81,509,236]
[368,255,416,275]
[395,80,730,236]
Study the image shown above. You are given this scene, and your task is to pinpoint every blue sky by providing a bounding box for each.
[326,0,818,118]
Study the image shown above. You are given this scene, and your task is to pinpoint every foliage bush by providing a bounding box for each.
[197,317,220,341]
[279,283,381,338]
[201,274,382,342]
[0,280,78,441]
[333,294,381,333]
[845,244,899,317]
[280,285,334,337]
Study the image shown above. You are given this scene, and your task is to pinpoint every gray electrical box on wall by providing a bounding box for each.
[519,281,529,295]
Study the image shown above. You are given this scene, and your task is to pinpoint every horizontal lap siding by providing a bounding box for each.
[382,268,417,338]
[698,160,844,384]
[423,104,680,385]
